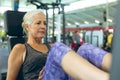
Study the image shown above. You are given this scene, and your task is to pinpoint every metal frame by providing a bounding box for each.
[110,0,120,80]
[28,0,67,44]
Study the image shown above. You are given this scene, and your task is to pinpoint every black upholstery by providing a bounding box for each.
[2,10,26,80]
[1,72,7,80]
[4,10,26,36]
[4,10,26,51]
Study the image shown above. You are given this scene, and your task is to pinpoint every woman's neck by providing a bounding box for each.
[27,37,43,45]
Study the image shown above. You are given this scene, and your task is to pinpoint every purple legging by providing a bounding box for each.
[77,43,107,68]
[42,42,71,80]
[42,42,107,80]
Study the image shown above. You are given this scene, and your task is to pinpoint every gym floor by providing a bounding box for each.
[0,42,9,79]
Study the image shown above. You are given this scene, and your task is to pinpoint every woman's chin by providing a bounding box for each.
[38,35,45,38]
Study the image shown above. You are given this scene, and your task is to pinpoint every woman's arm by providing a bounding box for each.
[61,51,109,80]
[6,44,26,80]
[38,67,45,80]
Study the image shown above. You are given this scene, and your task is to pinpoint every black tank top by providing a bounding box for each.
[17,43,50,80]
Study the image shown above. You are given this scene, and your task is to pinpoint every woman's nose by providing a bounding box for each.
[40,23,46,29]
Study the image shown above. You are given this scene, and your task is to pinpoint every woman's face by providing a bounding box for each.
[27,13,46,39]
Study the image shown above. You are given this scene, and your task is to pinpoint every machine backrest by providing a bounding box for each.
[4,10,26,52]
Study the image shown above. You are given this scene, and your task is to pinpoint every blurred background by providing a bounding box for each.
[0,0,117,79]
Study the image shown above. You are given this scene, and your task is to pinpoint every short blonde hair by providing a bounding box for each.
[22,9,45,34]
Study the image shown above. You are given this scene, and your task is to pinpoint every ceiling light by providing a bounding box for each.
[65,0,116,12]
[54,22,56,24]
[84,21,89,24]
[67,23,71,26]
[95,20,100,23]
[107,19,112,22]
[75,22,79,25]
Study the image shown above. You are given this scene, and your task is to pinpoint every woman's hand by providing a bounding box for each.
[38,67,45,80]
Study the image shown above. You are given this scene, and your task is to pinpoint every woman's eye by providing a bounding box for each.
[44,22,47,25]
[36,21,46,25]
[37,22,41,24]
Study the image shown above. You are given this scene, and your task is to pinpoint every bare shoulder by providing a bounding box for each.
[13,43,25,50]
[9,43,26,58]
[12,43,25,52]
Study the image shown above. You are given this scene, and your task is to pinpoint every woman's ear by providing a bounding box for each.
[25,24,29,31]
[23,24,29,33]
